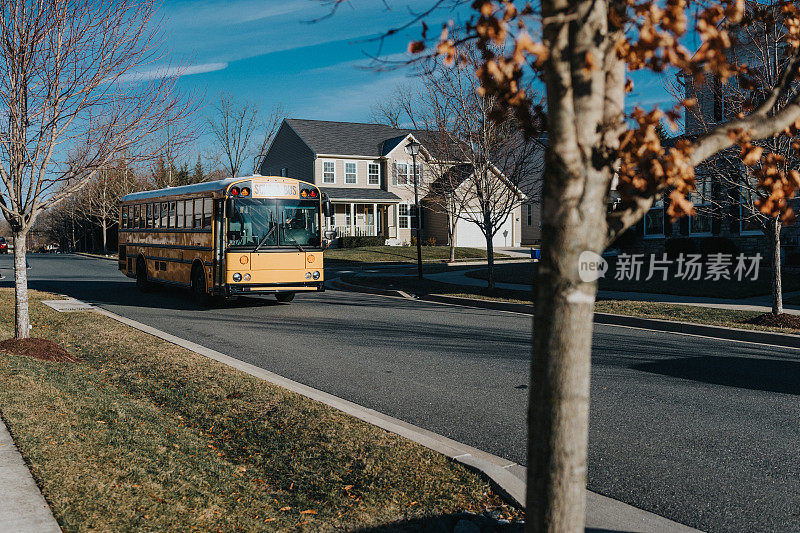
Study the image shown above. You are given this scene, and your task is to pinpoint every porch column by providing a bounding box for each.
[350,202,355,237]
[372,203,378,236]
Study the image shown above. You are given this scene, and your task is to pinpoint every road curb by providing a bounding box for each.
[334,279,800,349]
[73,252,116,262]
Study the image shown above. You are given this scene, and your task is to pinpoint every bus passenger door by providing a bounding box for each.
[213,199,225,293]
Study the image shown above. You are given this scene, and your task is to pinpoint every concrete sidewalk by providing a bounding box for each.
[422,269,800,315]
[0,418,60,532]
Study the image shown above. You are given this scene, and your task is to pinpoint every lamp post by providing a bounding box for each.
[405,139,423,279]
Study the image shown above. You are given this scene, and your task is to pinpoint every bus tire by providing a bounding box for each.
[275,292,294,303]
[191,264,210,305]
[136,256,150,292]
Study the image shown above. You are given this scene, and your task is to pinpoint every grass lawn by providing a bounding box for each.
[341,275,800,335]
[464,261,800,299]
[0,289,520,531]
[324,246,509,264]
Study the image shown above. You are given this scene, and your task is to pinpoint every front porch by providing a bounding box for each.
[331,202,396,238]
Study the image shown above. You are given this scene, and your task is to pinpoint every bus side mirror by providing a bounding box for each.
[324,230,337,241]
[225,197,235,215]
[322,199,332,218]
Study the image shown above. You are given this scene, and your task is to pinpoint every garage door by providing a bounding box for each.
[455,214,515,247]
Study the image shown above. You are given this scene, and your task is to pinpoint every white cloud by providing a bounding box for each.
[118,62,229,83]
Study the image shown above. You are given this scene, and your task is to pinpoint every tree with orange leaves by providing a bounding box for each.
[327,0,800,530]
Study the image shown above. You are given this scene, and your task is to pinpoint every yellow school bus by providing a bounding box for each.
[118,176,333,303]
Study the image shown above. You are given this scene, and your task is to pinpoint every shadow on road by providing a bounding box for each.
[0,277,282,311]
[631,355,800,395]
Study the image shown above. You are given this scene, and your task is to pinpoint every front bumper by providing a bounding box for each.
[226,281,325,294]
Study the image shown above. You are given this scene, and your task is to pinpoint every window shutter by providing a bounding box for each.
[728,186,740,234]
[663,194,673,237]
[679,212,690,235]
[392,163,398,186]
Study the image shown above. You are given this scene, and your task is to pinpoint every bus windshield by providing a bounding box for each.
[227,198,321,249]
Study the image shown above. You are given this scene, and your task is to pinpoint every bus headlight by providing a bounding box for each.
[305,272,312,280]
[312,271,320,280]
[243,273,251,281]
[233,273,242,282]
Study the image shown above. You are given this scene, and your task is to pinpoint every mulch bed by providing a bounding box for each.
[0,338,80,363]
[743,312,800,331]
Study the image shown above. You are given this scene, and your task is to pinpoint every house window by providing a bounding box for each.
[644,197,665,237]
[690,175,712,235]
[368,163,380,185]
[398,204,410,229]
[322,161,335,184]
[739,203,762,234]
[345,162,357,184]
[397,163,409,185]
[526,205,532,226]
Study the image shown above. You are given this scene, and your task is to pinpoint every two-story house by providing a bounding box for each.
[260,118,531,247]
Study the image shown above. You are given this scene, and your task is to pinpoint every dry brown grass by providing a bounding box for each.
[0,289,520,531]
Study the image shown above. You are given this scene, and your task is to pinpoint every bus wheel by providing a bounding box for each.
[136,257,150,292]
[275,292,295,303]
[191,266,209,305]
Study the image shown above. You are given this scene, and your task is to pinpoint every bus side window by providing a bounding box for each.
[169,202,176,228]
[185,200,193,228]
[153,202,161,229]
[133,205,140,228]
[194,198,203,229]
[161,202,168,228]
[146,203,153,229]
[203,198,212,229]
[121,206,128,229]
[177,200,184,228]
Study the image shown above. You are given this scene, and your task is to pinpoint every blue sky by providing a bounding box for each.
[155,0,677,156]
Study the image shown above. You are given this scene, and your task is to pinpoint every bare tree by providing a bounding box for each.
[84,159,142,255]
[667,1,794,315]
[0,0,194,339]
[208,93,260,178]
[418,51,539,288]
[253,104,286,174]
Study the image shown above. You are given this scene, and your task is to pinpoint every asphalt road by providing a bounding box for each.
[1,254,798,532]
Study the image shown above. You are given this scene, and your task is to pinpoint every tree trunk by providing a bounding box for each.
[527,1,616,530]
[12,230,30,339]
[484,214,495,290]
[102,219,108,256]
[770,217,783,315]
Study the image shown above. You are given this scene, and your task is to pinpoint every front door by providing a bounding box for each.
[212,199,226,292]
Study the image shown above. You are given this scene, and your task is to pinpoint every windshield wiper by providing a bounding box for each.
[253,224,278,252]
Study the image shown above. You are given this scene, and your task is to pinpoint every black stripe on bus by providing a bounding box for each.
[125,242,212,251]
[119,228,212,234]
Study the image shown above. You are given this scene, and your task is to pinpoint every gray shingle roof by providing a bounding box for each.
[286,118,429,158]
[320,187,401,202]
